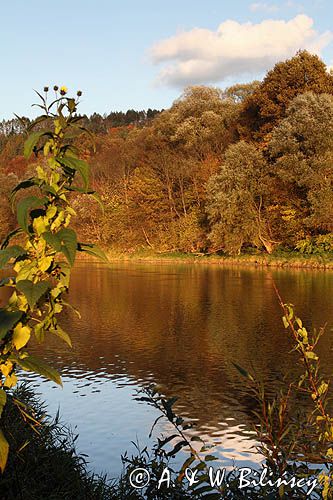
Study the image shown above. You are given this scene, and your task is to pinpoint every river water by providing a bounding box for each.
[23,262,333,477]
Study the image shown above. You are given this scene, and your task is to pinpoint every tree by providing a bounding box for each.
[0,173,17,241]
[223,81,261,103]
[206,141,273,254]
[154,85,238,160]
[269,91,333,233]
[239,51,333,141]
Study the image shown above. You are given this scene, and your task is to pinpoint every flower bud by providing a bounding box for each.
[44,86,49,92]
[77,90,82,97]
[53,85,59,91]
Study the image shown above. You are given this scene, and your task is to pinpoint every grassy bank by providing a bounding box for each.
[1,385,115,500]
[99,248,333,270]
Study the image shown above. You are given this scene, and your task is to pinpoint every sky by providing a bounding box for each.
[1,0,333,119]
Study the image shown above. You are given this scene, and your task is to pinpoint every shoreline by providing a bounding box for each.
[93,250,333,270]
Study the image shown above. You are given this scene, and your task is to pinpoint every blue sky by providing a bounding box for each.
[1,0,333,119]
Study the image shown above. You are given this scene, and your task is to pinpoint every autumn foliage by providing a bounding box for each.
[1,50,333,255]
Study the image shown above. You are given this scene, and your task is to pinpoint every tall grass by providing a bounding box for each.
[1,384,115,500]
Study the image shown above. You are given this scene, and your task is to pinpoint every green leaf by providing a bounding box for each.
[67,98,76,112]
[0,429,9,473]
[57,156,89,191]
[16,280,50,307]
[62,300,81,319]
[43,229,77,266]
[190,436,203,442]
[180,454,195,472]
[0,245,26,269]
[77,243,109,263]
[24,131,47,159]
[27,114,49,131]
[90,192,104,213]
[15,355,62,386]
[50,326,72,347]
[0,309,23,340]
[232,362,254,382]
[17,196,46,233]
[0,278,12,287]
[10,178,39,205]
[58,262,71,288]
[1,228,23,250]
[65,185,95,194]
[42,231,61,252]
[167,440,188,457]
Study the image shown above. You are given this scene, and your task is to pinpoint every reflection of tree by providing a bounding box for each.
[28,264,333,435]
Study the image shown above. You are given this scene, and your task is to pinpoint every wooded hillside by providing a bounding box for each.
[1,50,333,255]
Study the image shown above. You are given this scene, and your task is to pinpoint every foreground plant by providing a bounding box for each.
[233,285,333,498]
[119,287,333,499]
[0,87,106,471]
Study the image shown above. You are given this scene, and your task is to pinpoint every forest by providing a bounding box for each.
[1,50,333,256]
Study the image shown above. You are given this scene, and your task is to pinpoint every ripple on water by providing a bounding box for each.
[20,262,333,476]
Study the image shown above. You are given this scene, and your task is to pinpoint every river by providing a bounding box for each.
[23,262,333,477]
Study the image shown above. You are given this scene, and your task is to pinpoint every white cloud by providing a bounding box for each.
[250,1,308,13]
[150,15,333,87]
[250,2,279,13]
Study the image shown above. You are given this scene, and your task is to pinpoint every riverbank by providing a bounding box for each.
[1,385,115,500]
[100,249,333,270]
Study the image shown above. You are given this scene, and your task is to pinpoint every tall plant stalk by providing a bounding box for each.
[0,86,107,471]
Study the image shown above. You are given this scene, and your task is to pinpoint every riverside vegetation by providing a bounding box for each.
[0,51,333,261]
[0,87,109,493]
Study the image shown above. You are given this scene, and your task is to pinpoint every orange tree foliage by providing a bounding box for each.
[239,50,333,142]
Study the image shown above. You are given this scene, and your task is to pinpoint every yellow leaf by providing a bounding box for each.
[50,172,60,185]
[50,211,65,231]
[33,216,48,236]
[0,429,9,473]
[36,165,47,181]
[34,323,45,343]
[0,362,13,377]
[12,323,31,350]
[38,256,53,272]
[50,287,61,299]
[66,207,76,216]
[4,373,17,388]
[54,303,63,314]
[46,205,57,220]
[8,291,18,306]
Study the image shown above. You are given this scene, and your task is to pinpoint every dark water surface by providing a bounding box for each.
[22,263,333,476]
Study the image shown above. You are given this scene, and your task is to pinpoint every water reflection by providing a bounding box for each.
[5,263,333,475]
